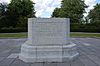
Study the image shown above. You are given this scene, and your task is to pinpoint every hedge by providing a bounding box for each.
[70,23,100,33]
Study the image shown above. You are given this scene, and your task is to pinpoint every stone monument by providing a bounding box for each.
[19,18,79,62]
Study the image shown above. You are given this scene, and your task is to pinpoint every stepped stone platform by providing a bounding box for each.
[19,18,79,62]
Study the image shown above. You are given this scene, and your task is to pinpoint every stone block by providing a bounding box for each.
[19,18,79,62]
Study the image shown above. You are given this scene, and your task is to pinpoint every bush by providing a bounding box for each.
[70,23,83,32]
[71,23,100,33]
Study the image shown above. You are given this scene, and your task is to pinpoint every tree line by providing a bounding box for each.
[0,0,35,32]
[52,0,100,32]
[0,0,100,33]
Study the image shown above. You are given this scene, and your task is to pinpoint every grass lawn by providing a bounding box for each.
[70,33,100,37]
[0,33,27,38]
[0,33,100,38]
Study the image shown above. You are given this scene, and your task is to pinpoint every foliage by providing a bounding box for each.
[51,8,60,17]
[71,23,100,32]
[6,0,35,27]
[0,3,7,16]
[52,0,87,23]
[87,3,100,32]
[88,3,100,23]
[16,16,28,28]
[0,3,8,28]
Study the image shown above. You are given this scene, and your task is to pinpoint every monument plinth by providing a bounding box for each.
[19,18,79,62]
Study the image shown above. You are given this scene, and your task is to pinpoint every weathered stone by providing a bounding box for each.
[19,18,79,62]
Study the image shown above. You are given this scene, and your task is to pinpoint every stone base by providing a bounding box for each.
[19,41,79,62]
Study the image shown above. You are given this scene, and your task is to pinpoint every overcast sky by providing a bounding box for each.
[0,0,100,18]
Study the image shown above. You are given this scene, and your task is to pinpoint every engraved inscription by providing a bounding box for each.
[30,18,69,45]
[34,22,63,36]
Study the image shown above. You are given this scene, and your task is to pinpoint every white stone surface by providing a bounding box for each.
[19,43,79,62]
[28,18,70,45]
[19,18,79,62]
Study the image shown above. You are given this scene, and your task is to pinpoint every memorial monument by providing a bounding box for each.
[19,18,79,62]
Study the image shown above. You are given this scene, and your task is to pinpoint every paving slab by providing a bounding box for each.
[10,49,21,53]
[79,55,98,66]
[7,53,19,58]
[0,38,100,66]
[71,58,84,66]
[57,62,70,66]
[31,63,43,66]
[11,59,30,66]
[0,57,5,62]
[0,58,15,66]
[44,63,57,66]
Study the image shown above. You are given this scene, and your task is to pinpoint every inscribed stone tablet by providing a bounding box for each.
[29,18,70,45]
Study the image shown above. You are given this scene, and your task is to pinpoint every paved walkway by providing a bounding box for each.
[0,37,100,66]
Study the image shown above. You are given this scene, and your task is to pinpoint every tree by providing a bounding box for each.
[52,0,87,23]
[0,3,8,28]
[0,3,7,16]
[51,8,60,17]
[6,0,35,28]
[88,3,100,23]
[88,3,100,32]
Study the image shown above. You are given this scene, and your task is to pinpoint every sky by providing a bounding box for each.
[0,0,100,18]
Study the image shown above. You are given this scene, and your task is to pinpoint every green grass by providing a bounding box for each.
[70,33,100,37]
[0,33,27,38]
[0,33,100,38]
